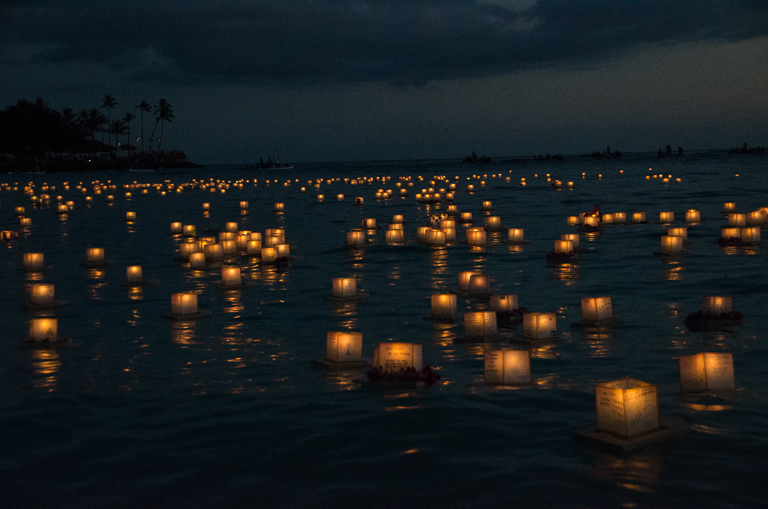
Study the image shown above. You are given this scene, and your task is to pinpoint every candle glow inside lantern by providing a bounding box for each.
[189,252,206,269]
[728,213,747,226]
[125,211,136,222]
[720,227,740,241]
[332,277,357,299]
[125,265,143,283]
[458,271,481,292]
[326,331,363,363]
[631,212,646,223]
[416,226,430,243]
[276,244,290,259]
[484,348,531,385]
[23,252,45,270]
[747,210,766,225]
[553,239,574,255]
[461,212,473,223]
[225,222,238,233]
[668,227,687,240]
[363,218,377,229]
[239,201,249,210]
[171,292,198,315]
[221,266,242,287]
[30,283,55,305]
[567,216,579,226]
[221,240,237,256]
[261,247,277,264]
[485,216,502,230]
[602,214,614,224]
[203,243,224,262]
[685,209,701,223]
[86,247,106,265]
[508,228,525,243]
[464,311,498,337]
[468,274,491,297]
[613,212,627,224]
[57,203,69,214]
[426,228,446,246]
[523,312,557,340]
[679,352,735,392]
[178,242,201,260]
[582,216,600,229]
[347,229,366,247]
[595,378,660,438]
[392,214,404,224]
[581,297,613,322]
[431,293,457,319]
[373,342,423,371]
[246,240,261,255]
[466,227,486,246]
[170,222,183,234]
[183,224,196,237]
[385,229,404,244]
[722,202,736,213]
[481,200,493,211]
[660,235,684,254]
[491,294,519,314]
[561,233,579,251]
[739,227,761,244]
[29,318,58,342]
[701,296,732,316]
[659,211,674,223]
[274,202,285,212]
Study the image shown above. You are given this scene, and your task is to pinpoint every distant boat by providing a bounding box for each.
[463,151,492,164]
[255,151,293,169]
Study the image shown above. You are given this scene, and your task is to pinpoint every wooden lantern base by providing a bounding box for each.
[20,336,72,348]
[22,300,68,310]
[120,279,159,288]
[570,317,624,328]
[573,415,687,454]
[81,261,113,268]
[324,292,369,303]
[215,281,257,291]
[160,310,212,321]
[311,359,369,370]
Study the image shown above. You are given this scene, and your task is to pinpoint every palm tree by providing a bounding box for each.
[135,100,150,152]
[101,95,118,145]
[123,112,135,149]
[109,119,127,154]
[153,99,173,152]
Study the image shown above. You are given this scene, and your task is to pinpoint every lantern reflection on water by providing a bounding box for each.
[679,352,735,392]
[595,378,660,438]
[484,348,531,385]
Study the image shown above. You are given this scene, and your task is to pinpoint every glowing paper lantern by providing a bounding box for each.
[426,228,446,246]
[720,227,740,241]
[466,227,486,246]
[595,378,660,438]
[363,218,377,229]
[239,201,249,210]
[183,225,197,237]
[29,318,58,342]
[728,213,747,226]
[461,212,473,223]
[86,247,106,265]
[373,342,423,371]
[739,227,761,244]
[484,349,531,385]
[392,214,404,224]
[442,227,456,242]
[57,203,69,214]
[668,227,687,240]
[221,266,242,287]
[332,277,357,299]
[464,311,498,337]
[679,352,735,392]
[722,202,736,213]
[125,211,136,222]
[523,312,557,340]
[581,297,613,322]
[481,200,493,211]
[416,226,430,243]
[261,247,277,264]
[221,240,237,257]
[701,296,733,316]
[189,252,206,269]
[613,212,627,224]
[170,222,183,234]
[659,211,674,223]
[491,294,518,313]
[582,216,600,229]
[685,209,701,223]
[178,242,201,261]
[430,294,457,320]
[630,212,646,224]
[276,244,290,259]
[347,229,366,247]
[326,331,363,363]
[225,222,238,233]
[273,202,285,212]
[30,284,55,305]
[561,233,579,251]
[246,240,261,256]
[602,214,614,224]
[458,271,481,292]
[171,292,198,315]
[507,228,525,243]
[125,265,143,284]
[747,210,766,226]
[485,216,502,230]
[385,229,404,244]
[23,252,45,270]
[567,216,580,226]
[660,235,684,254]
[553,239,574,255]
[204,243,224,262]
[468,274,491,297]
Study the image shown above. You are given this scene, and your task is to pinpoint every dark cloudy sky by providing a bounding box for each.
[1,1,766,164]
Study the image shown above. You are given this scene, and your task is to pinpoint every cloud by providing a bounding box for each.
[1,0,766,87]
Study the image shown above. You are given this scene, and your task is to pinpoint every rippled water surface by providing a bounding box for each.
[1,152,767,507]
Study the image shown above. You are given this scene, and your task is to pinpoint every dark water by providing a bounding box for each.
[1,151,767,508]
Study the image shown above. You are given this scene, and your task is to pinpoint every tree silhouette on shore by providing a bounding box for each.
[135,100,150,152]
[100,95,118,145]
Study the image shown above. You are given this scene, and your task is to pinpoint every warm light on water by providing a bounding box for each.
[1,152,767,507]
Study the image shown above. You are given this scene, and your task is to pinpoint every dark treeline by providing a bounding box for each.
[0,96,196,172]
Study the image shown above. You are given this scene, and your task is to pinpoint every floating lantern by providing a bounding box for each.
[561,233,580,251]
[581,297,613,323]
[461,212,473,223]
[506,228,525,244]
[389,223,404,231]
[567,216,580,226]
[170,292,198,316]
[630,212,646,224]
[56,203,69,215]
[23,252,45,270]
[392,214,404,224]
[466,227,486,246]
[273,202,285,213]
[221,266,242,287]
[722,202,736,213]
[86,247,106,266]
[373,342,423,371]
[125,211,136,223]
[467,184,475,192]
[415,226,430,243]
[747,210,766,226]
[481,200,493,211]
[430,294,457,320]
[484,349,531,385]
[602,214,614,224]
[701,296,733,316]
[595,378,660,438]
[740,227,761,244]
[203,243,224,262]
[336,194,344,201]
[363,218,377,229]
[523,312,557,340]
[355,197,364,206]
[239,201,249,210]
[317,194,325,202]
[347,229,366,247]
[236,234,250,251]
[28,317,58,342]
[553,239,574,255]
[261,247,277,264]
[679,352,735,392]
[225,222,238,233]
[178,242,201,261]
[29,283,56,306]
[728,213,747,226]
[19,217,31,227]
[468,274,491,297]
[221,240,237,257]
[249,232,262,242]
[685,209,701,223]
[582,216,600,229]
[170,222,183,235]
[332,277,358,299]
[125,265,143,284]
[385,229,404,244]
[14,206,25,217]
[485,216,502,230]
[324,331,364,363]
[491,294,518,314]
[660,235,684,254]
[458,271,481,293]
[464,311,498,338]
[276,244,290,259]
[189,252,207,269]
[219,232,235,242]
[719,227,740,242]
[659,211,674,223]
[246,240,261,256]
[426,228,446,246]
[668,227,687,240]
[183,225,196,237]
[442,227,456,242]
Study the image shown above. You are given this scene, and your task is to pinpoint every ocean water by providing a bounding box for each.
[1,151,767,508]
